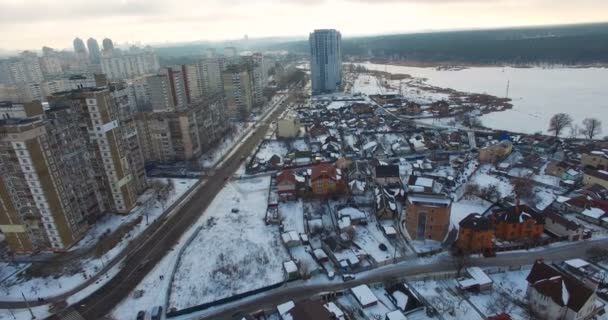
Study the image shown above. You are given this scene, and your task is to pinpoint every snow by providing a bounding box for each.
[386,310,408,320]
[561,280,570,305]
[351,74,397,95]
[0,178,197,302]
[200,122,254,168]
[338,207,367,220]
[168,177,291,311]
[283,261,298,274]
[564,258,589,269]
[255,140,288,162]
[415,177,434,188]
[451,198,493,229]
[391,290,409,311]
[279,200,305,234]
[353,224,401,263]
[582,207,605,219]
[359,62,608,136]
[458,267,492,289]
[277,300,295,316]
[324,302,345,319]
[351,284,378,307]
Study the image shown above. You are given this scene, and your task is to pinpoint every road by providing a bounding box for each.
[177,238,608,320]
[10,92,292,319]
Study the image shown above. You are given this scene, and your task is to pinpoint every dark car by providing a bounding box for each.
[136,310,146,320]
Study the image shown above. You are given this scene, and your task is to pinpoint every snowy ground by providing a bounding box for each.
[255,140,289,162]
[470,165,514,197]
[353,222,402,263]
[280,200,305,234]
[451,197,494,229]
[410,279,484,320]
[0,179,198,302]
[168,177,291,311]
[200,122,254,168]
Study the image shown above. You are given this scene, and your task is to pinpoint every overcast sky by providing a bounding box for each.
[1,0,607,50]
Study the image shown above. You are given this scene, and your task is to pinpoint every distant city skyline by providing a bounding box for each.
[1,0,607,50]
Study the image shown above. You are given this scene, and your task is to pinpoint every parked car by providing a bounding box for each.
[342,274,355,282]
[151,306,163,320]
[136,310,146,320]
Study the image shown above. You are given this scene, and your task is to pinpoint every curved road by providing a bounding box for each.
[177,238,608,320]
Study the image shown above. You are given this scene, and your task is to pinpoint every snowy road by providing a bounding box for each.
[175,238,608,320]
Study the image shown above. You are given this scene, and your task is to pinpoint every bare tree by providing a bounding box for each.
[485,294,514,315]
[452,249,471,277]
[581,118,602,140]
[462,182,480,200]
[548,113,573,137]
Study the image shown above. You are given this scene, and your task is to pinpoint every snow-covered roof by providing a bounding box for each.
[557,196,571,203]
[324,302,345,318]
[565,258,589,269]
[408,194,451,206]
[281,230,300,243]
[339,207,367,220]
[382,226,397,235]
[283,261,298,274]
[277,300,295,315]
[581,207,605,219]
[351,284,378,307]
[458,267,492,289]
[313,248,328,260]
[392,291,409,311]
[415,177,434,188]
[386,310,408,320]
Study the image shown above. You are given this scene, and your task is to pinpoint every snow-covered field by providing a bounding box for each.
[168,177,290,311]
[451,198,493,229]
[200,122,254,168]
[358,62,608,136]
[255,140,289,162]
[0,179,198,301]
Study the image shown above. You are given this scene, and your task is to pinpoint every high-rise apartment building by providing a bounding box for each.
[100,49,160,80]
[243,53,268,107]
[73,38,87,54]
[222,65,253,119]
[309,29,342,95]
[136,97,227,163]
[146,67,188,112]
[102,38,114,51]
[196,57,223,98]
[48,89,145,214]
[0,101,104,252]
[1,51,44,85]
[87,38,101,64]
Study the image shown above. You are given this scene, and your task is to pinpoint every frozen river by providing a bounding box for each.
[359,62,608,136]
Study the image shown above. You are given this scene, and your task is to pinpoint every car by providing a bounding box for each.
[342,274,355,282]
[151,306,163,320]
[136,310,146,320]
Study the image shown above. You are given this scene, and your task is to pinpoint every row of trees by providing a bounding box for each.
[548,113,603,139]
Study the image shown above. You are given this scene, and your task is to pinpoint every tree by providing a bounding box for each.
[581,118,602,140]
[462,182,480,200]
[548,113,573,137]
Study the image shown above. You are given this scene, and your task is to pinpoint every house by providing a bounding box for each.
[375,187,398,219]
[277,117,300,138]
[385,310,408,320]
[479,140,513,163]
[430,100,450,115]
[277,299,335,320]
[489,203,545,241]
[348,160,371,182]
[404,101,421,115]
[308,122,329,138]
[404,193,452,241]
[583,168,608,189]
[408,175,436,193]
[526,260,597,320]
[581,151,608,170]
[310,163,345,197]
[375,165,401,185]
[456,213,495,253]
[351,284,378,308]
[457,267,493,292]
[276,170,298,201]
[351,103,374,115]
[542,209,585,241]
[283,260,299,280]
[546,160,570,177]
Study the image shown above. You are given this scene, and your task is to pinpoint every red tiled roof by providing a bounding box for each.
[311,163,337,182]
[277,170,297,185]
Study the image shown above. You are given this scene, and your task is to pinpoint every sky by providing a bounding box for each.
[1,0,607,50]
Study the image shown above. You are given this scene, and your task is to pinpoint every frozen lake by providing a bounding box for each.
[359,62,608,136]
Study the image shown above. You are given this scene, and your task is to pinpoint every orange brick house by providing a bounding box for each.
[404,193,452,241]
[489,203,545,241]
[457,213,495,252]
[310,164,345,197]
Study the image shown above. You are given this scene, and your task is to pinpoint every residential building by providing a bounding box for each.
[583,168,608,188]
[222,64,253,119]
[243,53,267,106]
[309,29,342,95]
[196,56,223,98]
[375,187,397,219]
[543,209,585,241]
[0,102,104,253]
[478,140,513,163]
[276,170,298,201]
[1,51,44,85]
[456,213,495,252]
[182,64,201,102]
[404,193,452,241]
[526,260,598,320]
[147,67,188,112]
[489,203,545,241]
[87,38,101,64]
[100,49,160,80]
[310,163,345,197]
[581,151,608,170]
[374,165,401,185]
[48,88,146,214]
[136,97,227,163]
[102,38,114,52]
[277,116,300,138]
[72,37,89,65]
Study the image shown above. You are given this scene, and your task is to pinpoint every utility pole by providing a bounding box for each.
[505,80,510,99]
